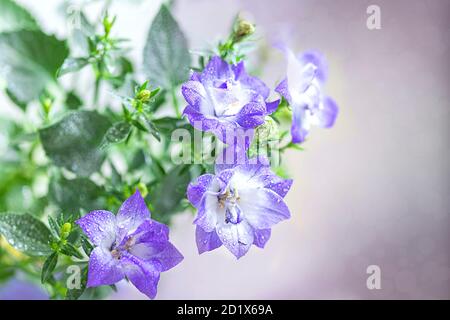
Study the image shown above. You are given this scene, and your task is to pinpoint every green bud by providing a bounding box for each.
[103,15,116,37]
[137,182,148,198]
[136,89,151,103]
[60,222,72,239]
[42,98,52,114]
[233,19,255,42]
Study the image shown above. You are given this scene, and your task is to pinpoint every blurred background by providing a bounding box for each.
[1,0,449,299]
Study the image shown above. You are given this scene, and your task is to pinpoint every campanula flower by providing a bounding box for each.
[276,49,338,143]
[76,190,183,299]
[187,156,292,259]
[182,56,279,144]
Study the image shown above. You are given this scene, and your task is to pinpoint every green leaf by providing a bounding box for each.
[65,266,87,300]
[49,175,105,220]
[0,0,38,33]
[80,235,93,256]
[149,165,191,223]
[58,57,90,77]
[0,30,69,103]
[65,91,83,110]
[47,216,60,237]
[100,121,132,149]
[143,5,190,90]
[39,110,111,177]
[41,252,58,284]
[152,117,191,135]
[6,88,27,110]
[0,213,53,256]
[60,243,83,259]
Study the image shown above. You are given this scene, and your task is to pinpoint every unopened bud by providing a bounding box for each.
[137,182,148,198]
[61,222,72,238]
[234,19,255,42]
[136,89,151,103]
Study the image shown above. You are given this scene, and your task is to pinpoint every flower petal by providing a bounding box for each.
[253,229,271,248]
[196,225,222,254]
[122,252,160,299]
[193,193,221,232]
[151,242,184,272]
[313,96,338,128]
[291,103,309,143]
[181,80,207,108]
[262,176,293,198]
[216,220,254,259]
[298,51,328,84]
[86,247,124,287]
[127,219,169,245]
[187,174,214,208]
[76,210,116,247]
[116,190,150,238]
[265,99,280,114]
[236,101,266,128]
[201,56,233,83]
[275,78,291,103]
[239,188,291,229]
[233,61,270,99]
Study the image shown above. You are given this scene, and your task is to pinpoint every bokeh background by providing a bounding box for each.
[1,0,449,299]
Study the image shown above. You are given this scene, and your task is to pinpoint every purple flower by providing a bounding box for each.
[182,56,279,144]
[76,190,183,299]
[187,156,292,259]
[276,49,338,143]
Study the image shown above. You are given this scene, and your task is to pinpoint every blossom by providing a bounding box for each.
[182,56,279,144]
[76,190,183,299]
[187,156,292,259]
[276,49,338,143]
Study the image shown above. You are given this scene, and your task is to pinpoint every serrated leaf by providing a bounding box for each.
[0,213,53,256]
[143,5,190,90]
[0,30,69,103]
[41,252,58,284]
[0,0,38,33]
[39,110,111,177]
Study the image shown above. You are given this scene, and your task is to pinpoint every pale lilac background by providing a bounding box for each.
[8,0,450,299]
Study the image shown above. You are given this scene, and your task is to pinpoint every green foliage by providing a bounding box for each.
[0,213,53,256]
[39,110,111,176]
[149,165,192,224]
[143,5,190,90]
[0,30,68,103]
[49,175,105,219]
[41,252,58,284]
[0,0,38,32]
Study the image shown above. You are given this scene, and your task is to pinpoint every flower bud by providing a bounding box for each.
[137,182,148,198]
[136,89,151,103]
[60,222,72,239]
[233,19,255,42]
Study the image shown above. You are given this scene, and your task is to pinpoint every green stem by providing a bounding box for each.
[171,87,181,118]
[93,75,101,105]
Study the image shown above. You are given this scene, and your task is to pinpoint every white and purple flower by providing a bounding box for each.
[76,190,183,299]
[276,49,338,143]
[187,156,292,259]
[182,56,279,144]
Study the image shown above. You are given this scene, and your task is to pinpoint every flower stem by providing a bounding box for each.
[171,87,181,118]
